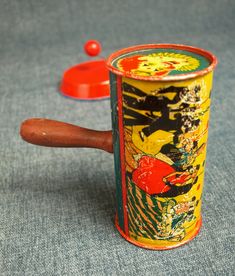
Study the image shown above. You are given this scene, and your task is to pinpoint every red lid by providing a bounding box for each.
[60,60,110,100]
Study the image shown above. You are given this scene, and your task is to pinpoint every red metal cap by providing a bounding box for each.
[60,59,110,100]
[60,40,110,100]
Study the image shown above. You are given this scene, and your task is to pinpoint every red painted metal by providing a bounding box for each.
[84,40,102,57]
[60,60,110,100]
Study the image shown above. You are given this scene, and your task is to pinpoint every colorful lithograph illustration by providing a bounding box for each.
[121,74,212,245]
[117,52,200,77]
[108,46,215,249]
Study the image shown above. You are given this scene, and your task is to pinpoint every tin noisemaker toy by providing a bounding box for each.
[20,44,217,250]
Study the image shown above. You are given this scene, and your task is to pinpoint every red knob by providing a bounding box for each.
[84,40,101,57]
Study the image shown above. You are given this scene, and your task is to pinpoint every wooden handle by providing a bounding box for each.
[20,118,113,153]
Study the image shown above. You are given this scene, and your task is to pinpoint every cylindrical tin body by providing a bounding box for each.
[107,44,217,250]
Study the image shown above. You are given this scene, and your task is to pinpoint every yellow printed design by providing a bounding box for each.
[117,52,200,77]
[122,73,213,247]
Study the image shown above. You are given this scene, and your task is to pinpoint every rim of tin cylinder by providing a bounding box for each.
[106,44,218,81]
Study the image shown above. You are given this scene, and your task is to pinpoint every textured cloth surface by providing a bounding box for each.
[0,0,234,275]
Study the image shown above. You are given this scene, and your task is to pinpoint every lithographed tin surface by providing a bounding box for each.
[107,44,217,250]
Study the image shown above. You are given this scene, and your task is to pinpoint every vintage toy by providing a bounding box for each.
[20,43,217,250]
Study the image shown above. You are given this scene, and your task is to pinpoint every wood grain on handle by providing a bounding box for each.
[20,118,113,153]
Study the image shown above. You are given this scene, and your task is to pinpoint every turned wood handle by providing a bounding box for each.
[20,118,113,153]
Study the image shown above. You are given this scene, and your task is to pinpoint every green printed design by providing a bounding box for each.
[109,72,124,231]
[127,180,195,241]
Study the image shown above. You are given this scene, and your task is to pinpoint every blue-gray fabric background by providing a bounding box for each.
[0,0,234,275]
